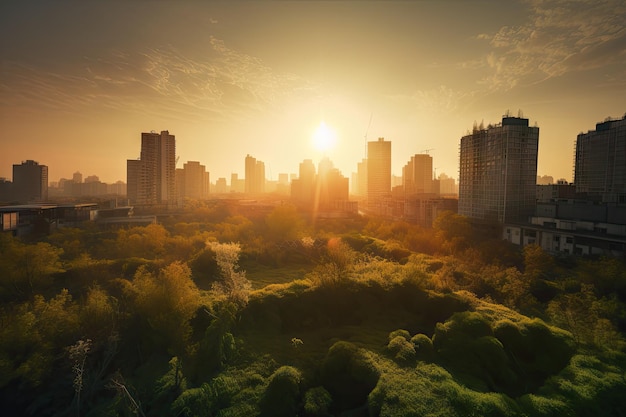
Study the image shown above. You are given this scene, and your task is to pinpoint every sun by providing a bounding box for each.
[312,121,337,152]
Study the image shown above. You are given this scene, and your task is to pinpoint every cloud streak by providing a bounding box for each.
[472,0,626,90]
[0,37,317,123]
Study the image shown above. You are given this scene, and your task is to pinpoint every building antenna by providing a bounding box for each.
[364,112,373,158]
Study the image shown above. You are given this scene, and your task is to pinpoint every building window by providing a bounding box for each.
[566,237,573,244]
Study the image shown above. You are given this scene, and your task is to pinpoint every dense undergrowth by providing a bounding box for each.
[0,203,625,416]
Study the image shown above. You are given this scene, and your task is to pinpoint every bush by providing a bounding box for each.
[410,334,434,361]
[259,366,302,417]
[387,336,416,365]
[321,341,380,412]
[434,312,577,396]
[303,386,332,417]
[387,329,411,342]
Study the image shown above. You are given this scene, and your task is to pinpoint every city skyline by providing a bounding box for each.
[1,1,625,183]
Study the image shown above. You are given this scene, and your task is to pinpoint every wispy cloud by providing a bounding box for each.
[388,85,475,114]
[471,0,626,90]
[0,37,317,123]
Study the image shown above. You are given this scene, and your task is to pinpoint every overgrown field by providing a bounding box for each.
[0,203,624,416]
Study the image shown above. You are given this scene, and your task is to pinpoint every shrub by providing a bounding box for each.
[387,336,416,365]
[387,329,411,343]
[304,386,332,417]
[259,366,302,417]
[321,341,380,412]
[410,334,434,361]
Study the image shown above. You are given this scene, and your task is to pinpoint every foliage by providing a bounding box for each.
[259,366,302,417]
[209,241,251,307]
[321,341,380,412]
[131,262,200,356]
[303,386,332,417]
[411,333,435,361]
[1,210,625,416]
[433,311,576,395]
[0,235,64,300]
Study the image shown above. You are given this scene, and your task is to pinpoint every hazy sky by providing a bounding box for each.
[1,0,625,184]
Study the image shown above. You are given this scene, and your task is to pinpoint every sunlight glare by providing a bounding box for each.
[312,121,337,152]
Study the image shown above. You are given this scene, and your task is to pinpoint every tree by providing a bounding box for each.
[208,241,251,307]
[132,262,200,355]
[264,203,305,242]
[523,244,555,281]
[433,211,472,254]
[0,238,64,299]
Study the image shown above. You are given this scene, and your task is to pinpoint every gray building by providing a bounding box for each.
[127,130,176,206]
[574,115,626,203]
[12,160,48,202]
[459,116,539,224]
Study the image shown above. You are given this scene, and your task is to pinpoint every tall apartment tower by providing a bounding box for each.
[176,161,210,199]
[459,116,539,224]
[12,160,48,202]
[356,158,368,197]
[367,138,391,207]
[291,159,316,205]
[244,154,265,194]
[127,130,176,205]
[574,115,626,203]
[403,154,433,195]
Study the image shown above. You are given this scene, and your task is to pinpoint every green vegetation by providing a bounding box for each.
[0,203,624,416]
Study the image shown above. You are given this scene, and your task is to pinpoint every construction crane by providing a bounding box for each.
[364,112,373,157]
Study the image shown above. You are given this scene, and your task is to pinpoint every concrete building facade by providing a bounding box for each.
[574,115,626,203]
[127,130,176,206]
[367,138,391,211]
[12,160,48,202]
[459,116,539,224]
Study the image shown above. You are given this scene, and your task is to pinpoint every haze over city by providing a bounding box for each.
[1,0,625,183]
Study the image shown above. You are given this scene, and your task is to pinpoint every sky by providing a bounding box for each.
[1,0,625,185]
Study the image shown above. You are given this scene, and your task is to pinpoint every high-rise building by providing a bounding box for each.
[367,138,391,209]
[574,115,626,203]
[244,154,265,194]
[12,160,48,202]
[177,161,209,199]
[356,158,367,197]
[230,173,245,193]
[127,130,176,206]
[459,116,539,223]
[403,154,433,195]
[214,177,228,194]
[291,159,316,205]
[438,173,457,196]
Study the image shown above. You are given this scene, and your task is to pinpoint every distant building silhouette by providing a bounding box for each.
[352,158,367,197]
[214,177,228,194]
[291,159,316,205]
[291,158,354,216]
[574,115,626,203]
[0,178,13,203]
[438,173,457,196]
[367,138,391,212]
[536,175,554,185]
[244,154,265,194]
[12,160,48,202]
[127,130,176,206]
[176,161,209,200]
[403,154,433,195]
[459,116,539,224]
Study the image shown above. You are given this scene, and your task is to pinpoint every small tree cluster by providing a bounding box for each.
[208,241,251,307]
